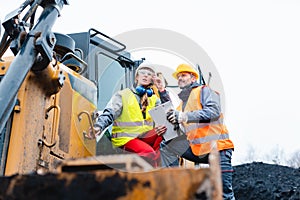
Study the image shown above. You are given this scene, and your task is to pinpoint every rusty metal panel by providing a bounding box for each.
[0,168,214,200]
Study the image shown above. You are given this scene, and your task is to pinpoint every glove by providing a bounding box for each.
[166,109,180,124]
[166,109,188,124]
[173,123,180,131]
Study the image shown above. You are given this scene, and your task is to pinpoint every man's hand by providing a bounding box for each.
[85,126,101,139]
[166,109,187,124]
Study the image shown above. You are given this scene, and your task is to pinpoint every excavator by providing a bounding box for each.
[0,0,222,199]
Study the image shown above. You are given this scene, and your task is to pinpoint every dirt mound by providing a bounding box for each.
[233,162,300,200]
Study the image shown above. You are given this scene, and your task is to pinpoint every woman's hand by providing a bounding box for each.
[85,126,101,139]
[155,125,167,136]
[153,75,166,92]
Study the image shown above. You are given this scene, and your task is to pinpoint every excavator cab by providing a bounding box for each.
[53,28,142,110]
[55,28,144,156]
[67,28,142,110]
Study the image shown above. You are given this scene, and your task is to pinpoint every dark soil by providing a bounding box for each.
[233,162,300,200]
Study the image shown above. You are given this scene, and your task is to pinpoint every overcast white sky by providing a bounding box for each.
[1,0,300,165]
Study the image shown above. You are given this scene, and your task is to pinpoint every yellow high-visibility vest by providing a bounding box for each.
[111,88,157,147]
[178,86,234,156]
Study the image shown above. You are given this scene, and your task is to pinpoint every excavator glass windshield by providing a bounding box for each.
[68,29,133,110]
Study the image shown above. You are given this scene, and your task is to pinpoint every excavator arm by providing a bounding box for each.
[0,0,68,134]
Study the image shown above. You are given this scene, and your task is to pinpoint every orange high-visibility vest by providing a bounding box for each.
[178,86,234,156]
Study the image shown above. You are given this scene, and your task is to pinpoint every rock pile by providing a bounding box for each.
[233,162,300,200]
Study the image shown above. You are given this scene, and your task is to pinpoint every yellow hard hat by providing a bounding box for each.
[172,64,199,80]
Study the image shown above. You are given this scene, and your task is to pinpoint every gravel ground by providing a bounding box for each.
[232,162,300,200]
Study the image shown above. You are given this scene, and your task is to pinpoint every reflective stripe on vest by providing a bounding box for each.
[111,132,141,138]
[111,88,157,147]
[113,120,154,127]
[185,119,223,132]
[189,133,230,144]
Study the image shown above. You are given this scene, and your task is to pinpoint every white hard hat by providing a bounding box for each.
[135,62,156,77]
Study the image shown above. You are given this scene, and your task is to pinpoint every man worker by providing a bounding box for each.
[160,63,235,199]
